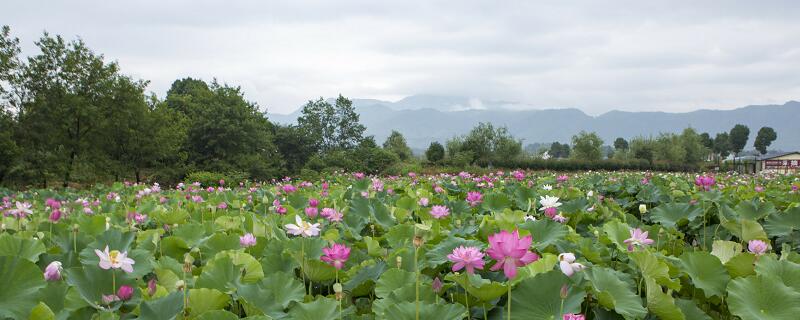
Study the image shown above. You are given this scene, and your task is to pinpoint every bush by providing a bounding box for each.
[185,171,247,186]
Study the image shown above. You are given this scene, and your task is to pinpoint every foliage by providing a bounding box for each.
[754,126,777,155]
[425,141,445,163]
[571,131,604,161]
[383,130,413,160]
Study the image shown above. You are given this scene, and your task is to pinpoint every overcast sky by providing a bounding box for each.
[4,1,800,115]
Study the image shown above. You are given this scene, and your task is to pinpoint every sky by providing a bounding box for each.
[3,0,800,115]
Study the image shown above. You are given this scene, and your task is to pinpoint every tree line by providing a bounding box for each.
[0,27,782,186]
[0,27,406,187]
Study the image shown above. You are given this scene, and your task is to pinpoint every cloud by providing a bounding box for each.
[3,0,800,114]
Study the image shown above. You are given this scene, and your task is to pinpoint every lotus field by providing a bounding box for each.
[2,171,800,320]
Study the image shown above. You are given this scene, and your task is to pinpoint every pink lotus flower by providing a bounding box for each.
[117,285,133,301]
[694,175,716,191]
[308,198,319,207]
[434,185,445,194]
[45,198,61,209]
[486,230,539,279]
[9,201,32,219]
[217,202,228,210]
[240,233,257,247]
[321,208,343,222]
[563,314,585,320]
[353,172,365,180]
[102,294,120,304]
[44,261,62,281]
[275,206,287,215]
[748,240,768,255]
[147,278,157,296]
[432,277,443,293]
[418,197,429,207]
[466,191,483,207]
[95,246,135,273]
[557,175,569,183]
[305,207,319,218]
[49,210,62,222]
[371,179,384,192]
[512,170,525,181]
[755,186,765,193]
[321,243,351,269]
[624,228,654,251]
[447,246,485,274]
[429,205,450,219]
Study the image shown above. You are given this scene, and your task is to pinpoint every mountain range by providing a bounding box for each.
[268,95,800,152]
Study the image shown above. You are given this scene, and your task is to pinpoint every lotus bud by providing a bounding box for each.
[413,235,424,248]
[639,204,647,214]
[396,256,403,268]
[560,284,569,299]
[333,283,343,300]
[432,277,443,293]
[175,280,185,291]
[117,285,133,301]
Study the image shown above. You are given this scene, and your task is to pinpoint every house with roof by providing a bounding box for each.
[756,151,800,173]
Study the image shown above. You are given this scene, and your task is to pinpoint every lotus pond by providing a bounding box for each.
[1,171,800,320]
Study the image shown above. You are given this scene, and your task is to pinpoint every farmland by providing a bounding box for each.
[1,170,800,319]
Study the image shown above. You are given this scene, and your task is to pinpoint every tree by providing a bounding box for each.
[699,132,714,150]
[447,122,522,166]
[0,110,17,183]
[297,95,365,153]
[571,131,604,161]
[630,137,655,163]
[613,137,629,151]
[549,142,571,158]
[273,124,317,175]
[713,132,731,165]
[753,127,777,156]
[165,78,281,180]
[680,127,707,164]
[15,33,121,187]
[729,124,750,165]
[383,130,413,160]
[425,142,445,163]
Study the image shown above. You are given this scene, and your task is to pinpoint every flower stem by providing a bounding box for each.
[414,245,420,320]
[507,283,511,320]
[112,270,116,295]
[464,276,470,319]
[301,239,307,296]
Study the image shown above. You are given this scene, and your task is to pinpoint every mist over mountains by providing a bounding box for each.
[268,95,800,152]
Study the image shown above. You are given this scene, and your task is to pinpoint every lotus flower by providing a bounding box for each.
[447,246,485,274]
[563,314,585,320]
[240,233,257,247]
[321,243,351,269]
[285,215,321,237]
[418,197,429,207]
[539,196,562,211]
[623,228,654,251]
[558,253,585,277]
[429,205,450,219]
[305,207,319,218]
[321,208,343,222]
[748,240,768,255]
[542,184,553,191]
[44,261,62,281]
[117,285,133,301]
[466,191,483,207]
[486,230,539,279]
[95,246,135,273]
[694,175,716,191]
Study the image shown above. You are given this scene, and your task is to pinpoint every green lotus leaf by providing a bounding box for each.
[678,251,730,298]
[585,266,647,319]
[727,275,800,320]
[0,256,47,319]
[510,270,585,320]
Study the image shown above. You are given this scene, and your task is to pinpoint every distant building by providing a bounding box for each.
[756,151,800,174]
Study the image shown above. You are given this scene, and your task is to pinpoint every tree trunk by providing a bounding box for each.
[63,151,76,188]
[135,169,141,184]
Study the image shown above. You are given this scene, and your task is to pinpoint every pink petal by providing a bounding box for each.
[503,260,518,279]
[560,261,575,276]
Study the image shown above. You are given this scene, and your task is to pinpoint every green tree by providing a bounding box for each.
[699,132,714,150]
[729,124,750,165]
[425,141,445,163]
[753,127,777,156]
[0,110,17,183]
[165,78,281,180]
[383,130,413,160]
[273,124,317,175]
[713,132,731,165]
[571,131,604,161]
[613,137,629,151]
[680,127,707,164]
[15,33,120,186]
[630,137,655,163]
[459,122,522,165]
[549,142,572,158]
[653,133,686,163]
[297,95,365,153]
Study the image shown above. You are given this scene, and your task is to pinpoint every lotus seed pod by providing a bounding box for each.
[396,256,402,268]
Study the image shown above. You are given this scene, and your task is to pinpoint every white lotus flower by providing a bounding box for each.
[558,252,585,277]
[285,215,321,237]
[538,196,562,211]
[542,184,553,191]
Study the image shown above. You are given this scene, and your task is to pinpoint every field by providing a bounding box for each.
[1,170,800,320]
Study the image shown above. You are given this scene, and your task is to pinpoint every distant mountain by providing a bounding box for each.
[268,97,800,151]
